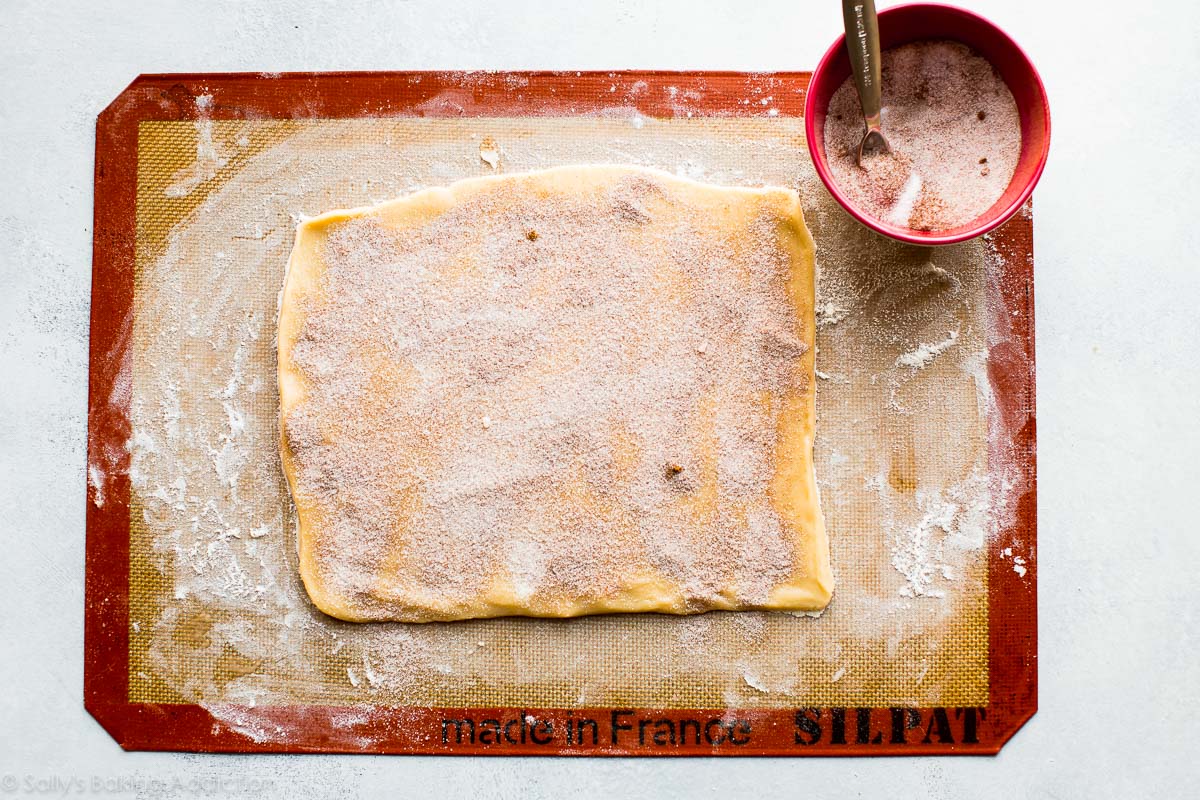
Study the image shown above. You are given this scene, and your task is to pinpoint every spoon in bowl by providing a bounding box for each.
[841,0,891,163]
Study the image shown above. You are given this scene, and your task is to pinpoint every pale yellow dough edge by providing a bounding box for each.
[278,165,833,622]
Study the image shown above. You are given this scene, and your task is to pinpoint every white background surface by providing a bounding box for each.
[1,1,1197,797]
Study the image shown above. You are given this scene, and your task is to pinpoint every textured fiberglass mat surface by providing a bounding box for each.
[121,115,1030,729]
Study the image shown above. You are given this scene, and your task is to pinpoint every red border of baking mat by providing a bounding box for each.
[86,71,1036,755]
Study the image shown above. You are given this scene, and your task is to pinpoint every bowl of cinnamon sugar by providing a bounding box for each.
[804,2,1050,245]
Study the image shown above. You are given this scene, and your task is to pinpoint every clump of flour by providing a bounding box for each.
[896,331,959,369]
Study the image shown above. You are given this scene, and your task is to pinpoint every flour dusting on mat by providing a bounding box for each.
[896,331,959,369]
[478,136,502,169]
[122,114,1028,737]
[164,95,229,198]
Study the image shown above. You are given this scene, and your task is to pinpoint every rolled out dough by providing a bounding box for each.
[278,165,832,622]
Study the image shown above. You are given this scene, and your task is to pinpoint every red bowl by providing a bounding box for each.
[804,2,1051,245]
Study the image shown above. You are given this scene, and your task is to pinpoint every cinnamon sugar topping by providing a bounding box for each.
[283,168,819,618]
[824,40,1022,232]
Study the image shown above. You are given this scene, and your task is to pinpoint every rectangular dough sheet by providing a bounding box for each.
[278,165,832,622]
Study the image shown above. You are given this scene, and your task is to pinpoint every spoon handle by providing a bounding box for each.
[841,0,884,135]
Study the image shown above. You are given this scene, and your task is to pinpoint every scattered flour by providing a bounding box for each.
[478,136,501,169]
[892,495,958,598]
[743,671,769,693]
[816,295,850,339]
[1001,547,1029,577]
[87,464,105,508]
[896,331,959,369]
[164,95,229,198]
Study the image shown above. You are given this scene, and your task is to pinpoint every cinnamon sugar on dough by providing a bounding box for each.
[278,165,832,622]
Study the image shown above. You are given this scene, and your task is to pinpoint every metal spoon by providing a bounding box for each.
[841,0,891,162]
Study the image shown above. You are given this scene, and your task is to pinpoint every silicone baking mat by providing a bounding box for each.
[86,71,1036,755]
